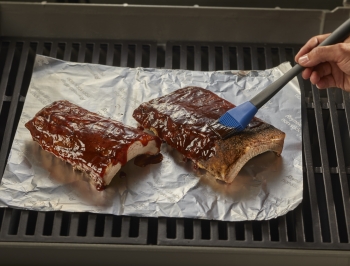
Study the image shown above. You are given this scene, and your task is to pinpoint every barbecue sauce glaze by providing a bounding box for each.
[25,100,162,190]
[134,153,164,167]
[133,86,263,162]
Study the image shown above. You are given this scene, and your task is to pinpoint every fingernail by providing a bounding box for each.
[298,55,309,64]
[316,84,320,89]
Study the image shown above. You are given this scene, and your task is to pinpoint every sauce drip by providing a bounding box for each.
[134,153,164,167]
[120,171,127,179]
[137,125,144,131]
[133,87,263,162]
[96,183,105,191]
[247,121,264,129]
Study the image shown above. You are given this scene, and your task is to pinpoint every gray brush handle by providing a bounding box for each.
[250,18,350,109]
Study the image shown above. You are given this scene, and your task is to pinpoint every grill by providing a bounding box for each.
[1,2,350,264]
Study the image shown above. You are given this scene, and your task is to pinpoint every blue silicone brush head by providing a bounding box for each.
[210,101,258,139]
[218,113,245,131]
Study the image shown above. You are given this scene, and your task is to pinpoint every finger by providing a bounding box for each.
[298,43,350,67]
[344,35,350,43]
[295,34,330,62]
[302,67,313,80]
[315,74,337,89]
[309,62,332,84]
[295,34,350,62]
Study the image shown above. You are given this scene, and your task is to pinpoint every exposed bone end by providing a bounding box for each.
[103,139,160,186]
[221,138,284,183]
[197,128,285,183]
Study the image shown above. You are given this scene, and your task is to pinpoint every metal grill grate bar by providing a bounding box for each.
[0,209,11,238]
[52,212,63,237]
[86,214,97,238]
[34,212,46,237]
[49,42,58,58]
[36,42,44,57]
[278,215,288,242]
[295,206,305,242]
[236,46,244,70]
[193,220,201,240]
[210,221,218,241]
[300,80,322,243]
[261,221,270,242]
[227,222,235,241]
[264,47,273,69]
[103,215,113,237]
[251,46,259,70]
[176,219,185,240]
[120,217,131,238]
[135,44,142,67]
[311,85,338,243]
[157,218,167,242]
[149,44,157,69]
[92,42,100,64]
[194,44,201,71]
[0,41,29,175]
[165,44,172,70]
[342,90,350,136]
[17,210,29,237]
[78,43,86,63]
[264,46,289,243]
[180,45,187,70]
[69,213,80,237]
[280,47,305,243]
[278,47,286,62]
[120,44,128,67]
[105,43,114,66]
[254,46,268,242]
[327,88,350,241]
[63,41,72,61]
[138,218,148,242]
[0,42,16,174]
[222,45,230,71]
[251,45,270,243]
[208,45,215,71]
[0,42,15,112]
[244,222,253,243]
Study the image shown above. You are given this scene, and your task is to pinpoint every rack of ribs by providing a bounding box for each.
[133,86,285,183]
[25,100,162,190]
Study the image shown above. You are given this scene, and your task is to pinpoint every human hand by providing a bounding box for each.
[295,34,350,92]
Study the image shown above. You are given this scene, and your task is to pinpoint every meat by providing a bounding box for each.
[132,86,285,183]
[25,100,162,190]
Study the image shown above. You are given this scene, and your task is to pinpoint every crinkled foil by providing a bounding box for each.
[0,55,302,221]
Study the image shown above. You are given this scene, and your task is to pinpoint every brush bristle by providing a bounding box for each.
[209,119,243,140]
[218,113,244,131]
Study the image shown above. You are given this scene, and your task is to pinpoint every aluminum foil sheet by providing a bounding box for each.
[0,55,302,221]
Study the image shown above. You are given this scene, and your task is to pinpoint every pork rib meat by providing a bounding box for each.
[132,86,285,183]
[25,100,162,190]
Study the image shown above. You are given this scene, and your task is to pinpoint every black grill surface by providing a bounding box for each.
[0,38,349,250]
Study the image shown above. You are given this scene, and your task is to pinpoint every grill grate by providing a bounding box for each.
[0,39,350,249]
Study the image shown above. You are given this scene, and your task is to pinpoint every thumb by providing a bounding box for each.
[298,44,348,67]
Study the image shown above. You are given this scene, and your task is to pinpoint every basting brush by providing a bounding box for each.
[210,18,350,140]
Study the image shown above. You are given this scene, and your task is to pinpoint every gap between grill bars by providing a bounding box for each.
[0,39,349,249]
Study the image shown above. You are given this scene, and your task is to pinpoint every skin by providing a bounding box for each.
[294,34,350,92]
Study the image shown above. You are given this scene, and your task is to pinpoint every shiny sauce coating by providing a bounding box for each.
[25,100,161,187]
[132,86,263,162]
